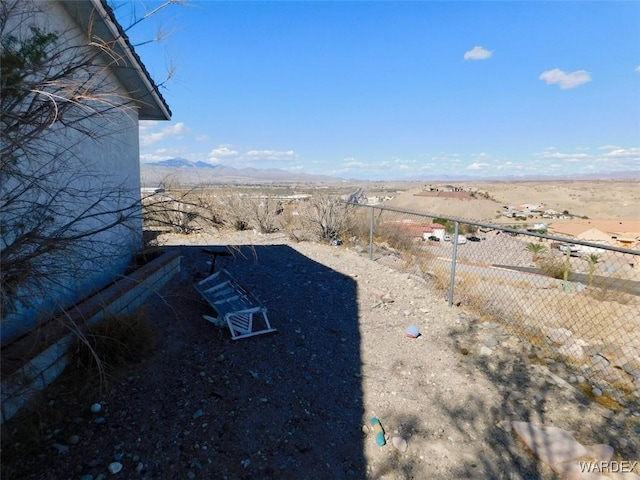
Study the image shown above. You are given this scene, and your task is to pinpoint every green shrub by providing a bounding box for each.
[536,255,571,280]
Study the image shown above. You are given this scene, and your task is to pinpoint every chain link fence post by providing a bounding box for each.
[369,206,374,260]
[448,220,460,306]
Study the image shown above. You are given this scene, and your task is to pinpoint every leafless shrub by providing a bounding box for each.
[208,194,253,231]
[294,195,354,242]
[244,196,284,233]
[142,190,205,234]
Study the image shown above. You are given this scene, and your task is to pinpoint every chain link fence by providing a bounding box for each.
[347,203,640,408]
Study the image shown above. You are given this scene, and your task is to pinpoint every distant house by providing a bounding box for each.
[542,209,561,218]
[423,223,446,241]
[1,0,171,345]
[547,220,640,249]
[516,203,545,212]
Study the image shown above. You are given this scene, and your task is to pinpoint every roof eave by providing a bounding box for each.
[59,0,171,121]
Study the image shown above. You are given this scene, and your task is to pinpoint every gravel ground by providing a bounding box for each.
[2,231,638,480]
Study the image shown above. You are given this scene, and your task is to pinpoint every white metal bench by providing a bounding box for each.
[195,268,276,340]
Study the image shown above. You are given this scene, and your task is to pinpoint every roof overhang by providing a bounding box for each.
[59,0,171,120]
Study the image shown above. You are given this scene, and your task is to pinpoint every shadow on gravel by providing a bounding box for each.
[440,313,639,480]
[1,243,365,480]
[180,244,366,479]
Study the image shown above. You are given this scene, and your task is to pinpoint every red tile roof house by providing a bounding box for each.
[1,2,170,357]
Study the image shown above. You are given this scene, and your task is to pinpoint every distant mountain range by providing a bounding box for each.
[147,158,220,169]
[141,158,348,186]
[141,158,640,186]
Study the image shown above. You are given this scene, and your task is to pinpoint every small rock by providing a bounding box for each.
[391,436,408,452]
[558,342,584,360]
[52,443,69,454]
[591,354,610,369]
[602,409,614,420]
[480,346,493,356]
[483,336,499,348]
[135,462,145,474]
[67,434,80,445]
[90,403,102,414]
[509,391,524,401]
[108,462,123,474]
[592,386,603,397]
[193,409,204,419]
[95,417,106,424]
[623,363,640,376]
[547,328,573,345]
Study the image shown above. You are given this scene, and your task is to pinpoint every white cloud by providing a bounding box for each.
[140,153,167,163]
[635,65,640,73]
[209,146,239,158]
[344,160,367,168]
[603,147,639,159]
[464,46,493,61]
[140,122,187,147]
[342,157,369,168]
[467,162,490,170]
[539,68,591,89]
[598,145,621,151]
[540,151,590,161]
[244,149,297,161]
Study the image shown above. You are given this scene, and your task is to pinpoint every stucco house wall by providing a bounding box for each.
[0,0,171,346]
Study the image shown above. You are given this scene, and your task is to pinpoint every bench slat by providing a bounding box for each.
[195,267,276,340]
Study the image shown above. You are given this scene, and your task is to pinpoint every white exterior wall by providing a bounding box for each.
[1,1,144,345]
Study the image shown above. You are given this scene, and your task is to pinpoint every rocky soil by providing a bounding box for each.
[2,230,638,480]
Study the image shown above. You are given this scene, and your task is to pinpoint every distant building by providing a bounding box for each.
[548,220,640,249]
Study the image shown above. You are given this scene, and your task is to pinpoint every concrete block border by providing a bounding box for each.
[0,249,181,424]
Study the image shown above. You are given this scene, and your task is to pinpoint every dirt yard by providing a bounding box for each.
[2,230,638,480]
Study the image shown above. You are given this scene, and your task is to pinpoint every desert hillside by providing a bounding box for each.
[383,180,639,222]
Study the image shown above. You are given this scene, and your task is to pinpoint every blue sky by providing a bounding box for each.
[114,1,640,180]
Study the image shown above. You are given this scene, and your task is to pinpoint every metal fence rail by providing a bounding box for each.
[348,202,640,408]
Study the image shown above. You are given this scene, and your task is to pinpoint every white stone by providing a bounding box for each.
[108,462,123,474]
[480,346,493,356]
[511,421,586,465]
[391,436,408,452]
[558,342,584,360]
[547,328,573,345]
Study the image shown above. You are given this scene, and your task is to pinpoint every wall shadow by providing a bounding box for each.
[0,244,364,479]
[183,244,365,478]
